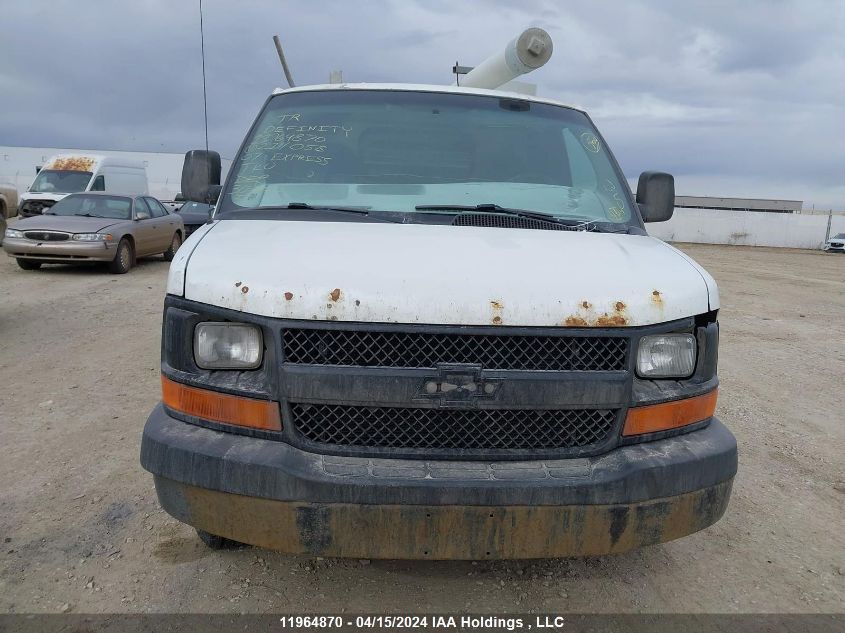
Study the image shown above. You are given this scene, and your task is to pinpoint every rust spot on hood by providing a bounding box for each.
[563,298,628,327]
[47,156,96,172]
[490,299,504,325]
[652,289,663,305]
[595,313,627,327]
[329,288,342,302]
[235,281,242,287]
[284,292,294,301]
[241,286,249,294]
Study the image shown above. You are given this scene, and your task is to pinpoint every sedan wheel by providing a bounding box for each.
[163,232,182,262]
[108,238,133,274]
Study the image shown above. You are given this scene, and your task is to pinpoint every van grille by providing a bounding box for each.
[281,328,628,371]
[291,403,618,451]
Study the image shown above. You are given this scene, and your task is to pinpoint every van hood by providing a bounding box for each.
[171,220,718,327]
[21,192,69,202]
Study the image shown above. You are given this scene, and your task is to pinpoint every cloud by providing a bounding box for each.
[0,0,842,206]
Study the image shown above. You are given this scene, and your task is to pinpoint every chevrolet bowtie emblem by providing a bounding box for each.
[415,364,503,408]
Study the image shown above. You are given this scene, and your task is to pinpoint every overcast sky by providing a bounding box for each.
[2,0,844,207]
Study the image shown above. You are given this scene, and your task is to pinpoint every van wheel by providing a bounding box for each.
[196,529,240,550]
[163,232,181,262]
[108,238,133,274]
[17,259,42,270]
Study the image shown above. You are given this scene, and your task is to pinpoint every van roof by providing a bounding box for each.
[43,154,146,172]
[270,83,585,114]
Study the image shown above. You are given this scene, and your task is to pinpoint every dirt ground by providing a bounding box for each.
[0,243,843,615]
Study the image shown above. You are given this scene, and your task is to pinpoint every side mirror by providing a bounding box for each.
[174,192,185,202]
[181,149,221,204]
[135,211,150,221]
[636,171,674,223]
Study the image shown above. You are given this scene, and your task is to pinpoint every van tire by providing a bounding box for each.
[196,529,240,550]
[163,232,181,262]
[108,238,133,274]
[16,259,42,270]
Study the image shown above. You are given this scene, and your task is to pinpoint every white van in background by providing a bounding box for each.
[18,154,148,217]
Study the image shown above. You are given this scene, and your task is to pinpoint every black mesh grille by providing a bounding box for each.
[291,403,617,450]
[282,329,627,371]
[452,213,575,232]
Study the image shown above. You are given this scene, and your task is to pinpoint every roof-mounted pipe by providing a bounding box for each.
[461,28,553,90]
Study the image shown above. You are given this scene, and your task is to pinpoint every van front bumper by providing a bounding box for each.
[141,404,737,559]
[3,237,117,262]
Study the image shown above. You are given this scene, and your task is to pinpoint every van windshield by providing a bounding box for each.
[218,90,637,225]
[30,169,92,194]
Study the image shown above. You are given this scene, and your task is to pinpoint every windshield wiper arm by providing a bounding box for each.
[279,202,370,214]
[73,213,98,217]
[250,203,405,223]
[415,203,599,229]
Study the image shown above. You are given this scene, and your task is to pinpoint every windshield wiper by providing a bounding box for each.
[415,203,608,230]
[243,203,404,223]
[276,202,370,214]
[73,213,99,218]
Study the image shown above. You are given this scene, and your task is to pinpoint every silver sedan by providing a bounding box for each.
[2,192,184,273]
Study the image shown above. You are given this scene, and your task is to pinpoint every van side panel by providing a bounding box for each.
[97,166,149,195]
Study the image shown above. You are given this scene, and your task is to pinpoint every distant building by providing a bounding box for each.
[675,196,802,214]
[0,145,232,201]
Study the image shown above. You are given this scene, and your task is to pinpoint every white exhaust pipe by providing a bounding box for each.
[461,28,553,90]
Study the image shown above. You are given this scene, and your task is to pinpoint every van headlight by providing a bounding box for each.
[194,322,263,369]
[636,334,697,378]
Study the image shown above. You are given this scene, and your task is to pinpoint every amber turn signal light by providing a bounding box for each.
[622,389,717,436]
[161,375,282,431]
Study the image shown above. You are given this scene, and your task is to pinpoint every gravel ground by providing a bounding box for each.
[0,244,843,614]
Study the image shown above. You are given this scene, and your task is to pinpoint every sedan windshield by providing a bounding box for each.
[30,170,92,194]
[49,194,132,220]
[218,90,636,225]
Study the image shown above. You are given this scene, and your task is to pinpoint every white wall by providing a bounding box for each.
[648,208,845,249]
[0,146,231,201]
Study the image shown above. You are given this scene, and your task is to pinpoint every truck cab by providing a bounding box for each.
[18,154,148,217]
[140,82,736,558]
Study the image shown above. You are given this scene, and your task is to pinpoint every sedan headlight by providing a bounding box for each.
[194,322,263,369]
[4,228,24,239]
[72,233,113,241]
[637,334,697,378]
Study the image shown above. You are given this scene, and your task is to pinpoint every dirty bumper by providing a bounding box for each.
[142,405,737,559]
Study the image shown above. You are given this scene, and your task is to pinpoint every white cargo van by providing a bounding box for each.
[140,32,736,558]
[18,154,148,217]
